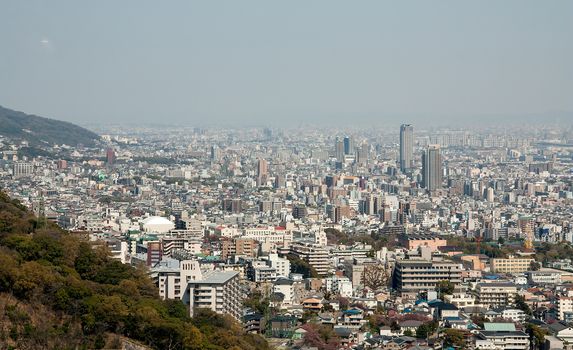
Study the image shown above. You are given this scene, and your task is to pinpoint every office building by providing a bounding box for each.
[392,258,462,298]
[335,137,344,162]
[399,124,414,172]
[490,257,534,274]
[256,158,268,185]
[106,147,116,165]
[210,145,221,161]
[343,136,353,155]
[422,144,442,191]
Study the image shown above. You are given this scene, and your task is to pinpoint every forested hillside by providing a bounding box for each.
[0,190,270,349]
[0,105,100,147]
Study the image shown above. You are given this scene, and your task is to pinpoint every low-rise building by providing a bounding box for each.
[392,258,463,298]
[490,256,534,274]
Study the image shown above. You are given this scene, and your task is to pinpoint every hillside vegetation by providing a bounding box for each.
[0,105,100,147]
[0,190,270,350]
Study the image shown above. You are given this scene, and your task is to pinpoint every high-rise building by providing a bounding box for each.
[256,158,268,186]
[12,161,34,178]
[210,145,221,161]
[257,158,268,178]
[399,124,414,172]
[422,144,442,191]
[343,136,354,155]
[57,159,68,169]
[356,142,369,165]
[186,271,242,320]
[335,137,344,162]
[106,147,116,165]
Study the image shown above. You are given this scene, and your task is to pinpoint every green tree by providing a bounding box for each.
[530,261,541,271]
[286,253,318,278]
[435,280,455,295]
[416,321,437,339]
[526,323,548,350]
[443,329,466,348]
[515,295,532,316]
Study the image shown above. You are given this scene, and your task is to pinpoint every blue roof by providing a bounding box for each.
[343,309,362,315]
[444,317,463,321]
[484,274,501,280]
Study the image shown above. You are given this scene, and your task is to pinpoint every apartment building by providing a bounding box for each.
[476,282,517,308]
[185,271,242,320]
[392,258,463,298]
[221,238,259,260]
[267,253,291,277]
[153,258,202,300]
[557,295,573,320]
[290,241,331,276]
[490,256,534,274]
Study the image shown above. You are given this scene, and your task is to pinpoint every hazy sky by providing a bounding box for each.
[0,1,571,126]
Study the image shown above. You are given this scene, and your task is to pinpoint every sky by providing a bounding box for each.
[0,1,572,127]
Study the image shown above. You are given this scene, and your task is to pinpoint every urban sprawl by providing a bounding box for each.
[2,124,573,350]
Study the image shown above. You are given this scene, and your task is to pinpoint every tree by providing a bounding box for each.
[337,296,349,311]
[435,280,455,296]
[416,321,437,339]
[361,264,390,291]
[287,253,318,278]
[515,295,532,316]
[443,329,466,348]
[302,323,341,350]
[526,323,548,350]
[471,315,487,329]
[0,190,272,350]
[530,261,541,271]
[403,329,413,337]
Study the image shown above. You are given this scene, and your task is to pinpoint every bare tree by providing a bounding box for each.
[361,264,390,291]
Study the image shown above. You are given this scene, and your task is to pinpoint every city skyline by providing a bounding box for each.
[1,2,573,349]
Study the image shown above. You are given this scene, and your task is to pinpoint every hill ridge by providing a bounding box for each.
[0,105,100,147]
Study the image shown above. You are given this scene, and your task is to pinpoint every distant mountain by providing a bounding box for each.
[0,105,100,147]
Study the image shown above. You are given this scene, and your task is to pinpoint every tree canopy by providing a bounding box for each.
[0,190,269,350]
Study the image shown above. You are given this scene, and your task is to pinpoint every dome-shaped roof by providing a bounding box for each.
[141,216,174,226]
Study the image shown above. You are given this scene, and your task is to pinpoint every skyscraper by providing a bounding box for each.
[335,137,344,162]
[399,124,414,172]
[256,158,268,186]
[257,158,268,178]
[106,148,116,165]
[356,142,369,165]
[343,136,354,155]
[210,145,221,161]
[422,144,442,191]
